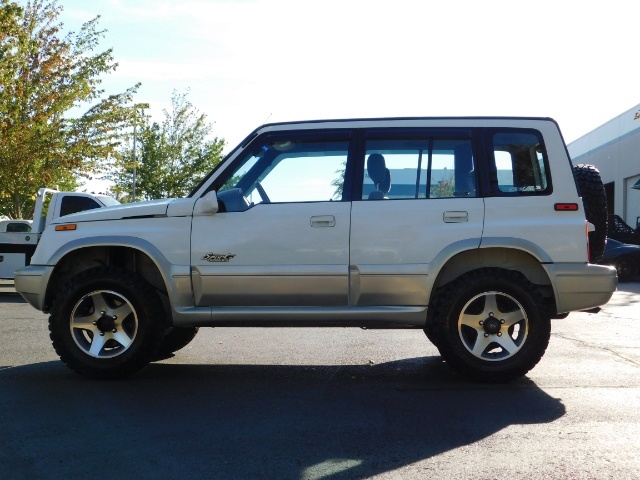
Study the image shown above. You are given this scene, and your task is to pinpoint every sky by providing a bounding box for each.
[57,0,639,183]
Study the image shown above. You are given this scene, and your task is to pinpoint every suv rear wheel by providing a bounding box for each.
[433,268,551,383]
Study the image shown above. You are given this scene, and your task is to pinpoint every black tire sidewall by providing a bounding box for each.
[49,267,165,377]
[436,269,551,382]
[615,255,638,282]
[574,164,608,262]
[157,326,200,356]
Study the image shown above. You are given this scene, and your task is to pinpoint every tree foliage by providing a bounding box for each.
[0,0,139,218]
[111,90,225,201]
[431,174,455,198]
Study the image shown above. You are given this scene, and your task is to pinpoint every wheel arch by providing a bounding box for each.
[44,236,185,322]
[428,242,556,319]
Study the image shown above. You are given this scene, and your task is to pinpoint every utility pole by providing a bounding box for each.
[132,118,137,202]
[131,103,148,202]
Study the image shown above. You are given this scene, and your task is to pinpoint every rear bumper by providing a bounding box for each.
[545,263,617,313]
[14,265,54,311]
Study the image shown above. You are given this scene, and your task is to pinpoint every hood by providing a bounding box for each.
[51,198,177,224]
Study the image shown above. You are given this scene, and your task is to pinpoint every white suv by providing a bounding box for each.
[15,117,617,382]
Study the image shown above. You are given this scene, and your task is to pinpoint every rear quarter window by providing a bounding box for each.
[489,130,551,196]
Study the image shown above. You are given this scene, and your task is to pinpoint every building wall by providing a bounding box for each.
[568,103,640,227]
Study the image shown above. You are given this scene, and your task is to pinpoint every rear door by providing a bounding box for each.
[349,129,485,306]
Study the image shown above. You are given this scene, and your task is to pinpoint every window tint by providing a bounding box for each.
[60,196,102,217]
[217,136,349,208]
[362,136,476,200]
[6,222,31,233]
[491,131,550,195]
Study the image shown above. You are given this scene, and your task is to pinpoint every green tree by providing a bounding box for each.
[112,90,225,201]
[431,174,455,198]
[0,0,139,218]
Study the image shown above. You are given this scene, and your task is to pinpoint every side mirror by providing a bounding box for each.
[194,191,219,216]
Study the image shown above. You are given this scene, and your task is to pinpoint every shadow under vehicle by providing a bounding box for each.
[0,357,565,480]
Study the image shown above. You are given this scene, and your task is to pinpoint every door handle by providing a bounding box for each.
[310,215,336,227]
[443,211,468,223]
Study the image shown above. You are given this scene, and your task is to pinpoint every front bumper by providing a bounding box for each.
[14,265,54,312]
[545,263,617,314]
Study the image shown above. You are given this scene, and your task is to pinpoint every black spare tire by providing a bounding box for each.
[573,164,608,262]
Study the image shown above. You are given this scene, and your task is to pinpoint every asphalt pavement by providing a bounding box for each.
[1,280,639,480]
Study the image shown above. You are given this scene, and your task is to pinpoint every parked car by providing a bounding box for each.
[608,214,640,245]
[14,117,617,382]
[598,238,640,281]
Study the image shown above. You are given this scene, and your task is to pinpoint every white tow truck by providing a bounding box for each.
[0,188,118,279]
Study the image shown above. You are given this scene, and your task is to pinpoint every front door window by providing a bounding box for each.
[216,136,349,210]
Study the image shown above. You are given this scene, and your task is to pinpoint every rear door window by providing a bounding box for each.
[360,131,476,200]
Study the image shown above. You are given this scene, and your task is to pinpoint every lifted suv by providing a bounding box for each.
[15,117,617,382]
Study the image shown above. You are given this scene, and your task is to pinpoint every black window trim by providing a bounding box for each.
[483,127,553,197]
[353,127,480,201]
[209,128,358,203]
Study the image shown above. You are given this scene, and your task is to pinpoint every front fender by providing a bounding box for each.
[46,236,193,317]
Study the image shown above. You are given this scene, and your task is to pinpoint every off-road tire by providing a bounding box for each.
[573,164,608,262]
[612,255,638,282]
[423,326,441,348]
[433,268,551,383]
[156,326,200,358]
[49,267,165,378]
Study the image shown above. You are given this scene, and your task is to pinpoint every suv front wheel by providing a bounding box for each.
[433,268,551,383]
[48,267,166,378]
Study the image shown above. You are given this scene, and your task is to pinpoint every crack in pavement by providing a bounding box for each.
[552,332,640,367]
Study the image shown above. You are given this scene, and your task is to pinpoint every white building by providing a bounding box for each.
[568,103,640,228]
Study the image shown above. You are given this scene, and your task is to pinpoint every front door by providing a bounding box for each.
[191,131,352,307]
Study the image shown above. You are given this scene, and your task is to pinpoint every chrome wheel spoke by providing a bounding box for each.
[459,312,486,329]
[112,302,133,323]
[112,330,134,349]
[494,333,519,354]
[90,291,110,316]
[500,310,524,328]
[471,334,492,356]
[88,334,107,357]
[71,315,99,332]
[483,293,499,316]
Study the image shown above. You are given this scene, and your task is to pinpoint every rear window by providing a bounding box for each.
[60,196,102,217]
[489,130,551,195]
[5,222,31,233]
